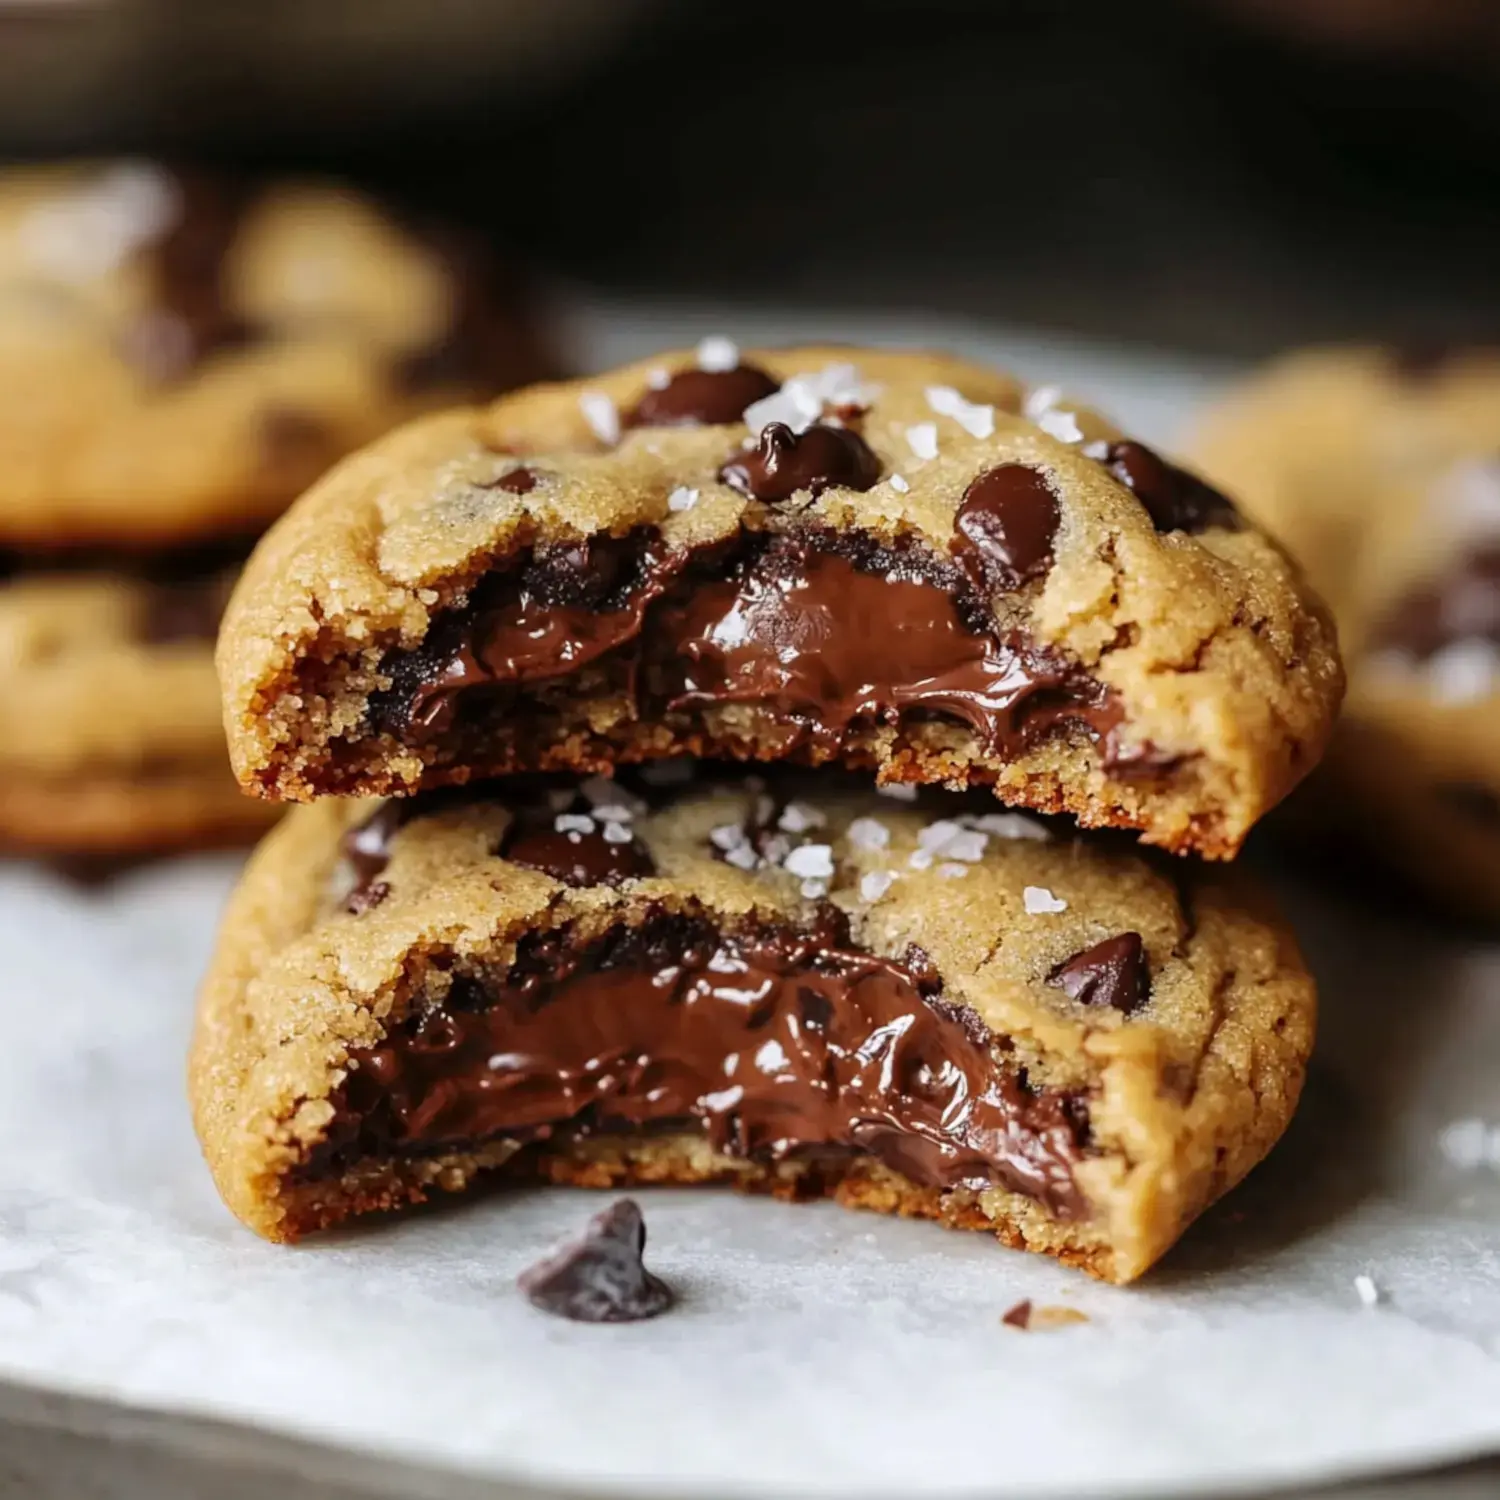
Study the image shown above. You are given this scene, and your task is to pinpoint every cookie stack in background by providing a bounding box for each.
[191,344,1345,1283]
[0,159,552,856]
[1192,348,1500,924]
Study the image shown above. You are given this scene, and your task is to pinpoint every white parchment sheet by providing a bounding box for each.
[1,309,1498,1499]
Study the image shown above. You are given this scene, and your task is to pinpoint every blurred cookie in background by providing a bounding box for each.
[1191,346,1500,922]
[0,159,557,855]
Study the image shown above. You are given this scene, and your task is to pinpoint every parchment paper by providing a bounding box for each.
[1,305,1498,1499]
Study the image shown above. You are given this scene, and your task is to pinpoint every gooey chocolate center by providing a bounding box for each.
[307,914,1089,1218]
[376,526,1128,764]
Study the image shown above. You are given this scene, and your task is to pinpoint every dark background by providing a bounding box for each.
[4,0,1499,356]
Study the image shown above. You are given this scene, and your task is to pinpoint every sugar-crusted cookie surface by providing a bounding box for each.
[219,344,1343,859]
[189,766,1315,1284]
[1192,346,1500,919]
[0,160,551,547]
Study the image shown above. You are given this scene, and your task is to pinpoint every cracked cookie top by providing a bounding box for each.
[219,343,1344,857]
[0,160,551,547]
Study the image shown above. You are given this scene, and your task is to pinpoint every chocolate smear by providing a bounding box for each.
[630,365,780,427]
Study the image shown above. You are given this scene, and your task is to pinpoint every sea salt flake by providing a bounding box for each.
[888,474,911,494]
[783,844,834,880]
[1425,640,1500,704]
[777,801,825,834]
[846,816,890,851]
[907,849,935,871]
[860,870,896,902]
[646,366,671,390]
[668,486,700,513]
[1438,1118,1500,1170]
[743,362,879,434]
[937,863,969,879]
[800,878,829,899]
[1024,885,1067,915]
[1353,1274,1381,1308]
[724,844,759,870]
[916,820,987,862]
[709,824,748,852]
[578,390,620,445]
[906,422,939,461]
[966,812,1051,842]
[1036,408,1084,444]
[759,833,792,867]
[925,385,995,439]
[601,822,633,845]
[877,782,920,802]
[554,813,596,835]
[696,335,740,371]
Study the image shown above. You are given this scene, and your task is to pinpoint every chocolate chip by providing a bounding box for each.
[1048,932,1149,1015]
[952,464,1060,589]
[1093,441,1237,534]
[719,422,882,503]
[346,880,390,916]
[1001,1298,1033,1329]
[487,466,537,495]
[518,1199,674,1323]
[630,365,780,427]
[1373,546,1500,658]
[341,800,411,893]
[502,820,656,887]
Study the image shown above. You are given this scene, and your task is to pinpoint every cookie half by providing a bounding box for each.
[189,767,1315,1283]
[1192,347,1500,919]
[0,159,552,549]
[218,345,1342,858]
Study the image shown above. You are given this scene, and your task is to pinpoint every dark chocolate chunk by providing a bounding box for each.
[1372,546,1500,659]
[952,464,1060,588]
[518,1199,674,1324]
[501,817,656,887]
[341,800,413,893]
[1001,1299,1033,1329]
[345,880,391,916]
[488,466,538,495]
[719,422,882,503]
[1048,933,1150,1015]
[1093,441,1237,535]
[630,365,780,428]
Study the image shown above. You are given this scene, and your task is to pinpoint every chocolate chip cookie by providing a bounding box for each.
[218,344,1343,859]
[189,767,1315,1284]
[0,159,551,548]
[1192,347,1500,919]
[0,159,552,853]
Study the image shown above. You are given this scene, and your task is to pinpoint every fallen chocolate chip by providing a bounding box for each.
[518,1199,674,1323]
[487,466,537,494]
[630,365,780,427]
[502,819,656,887]
[1048,932,1149,1015]
[1001,1298,1033,1329]
[719,422,882,503]
[1093,441,1237,534]
[952,464,1060,588]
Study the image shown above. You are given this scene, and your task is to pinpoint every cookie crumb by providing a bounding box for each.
[1003,1300,1089,1331]
[1024,885,1067,915]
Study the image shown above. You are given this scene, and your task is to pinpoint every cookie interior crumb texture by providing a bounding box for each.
[218,345,1344,859]
[188,770,1316,1284]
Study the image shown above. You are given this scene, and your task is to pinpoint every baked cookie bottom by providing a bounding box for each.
[0,763,277,855]
[191,772,1315,1284]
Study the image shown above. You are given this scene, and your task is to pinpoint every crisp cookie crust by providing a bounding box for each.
[189,770,1315,1284]
[219,345,1343,858]
[0,160,551,547]
[1192,346,1500,919]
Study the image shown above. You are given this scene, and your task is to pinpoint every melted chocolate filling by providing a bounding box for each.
[371,525,1142,768]
[303,911,1090,1218]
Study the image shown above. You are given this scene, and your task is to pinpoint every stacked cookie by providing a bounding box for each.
[1192,347,1500,922]
[192,345,1342,1282]
[0,160,549,854]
